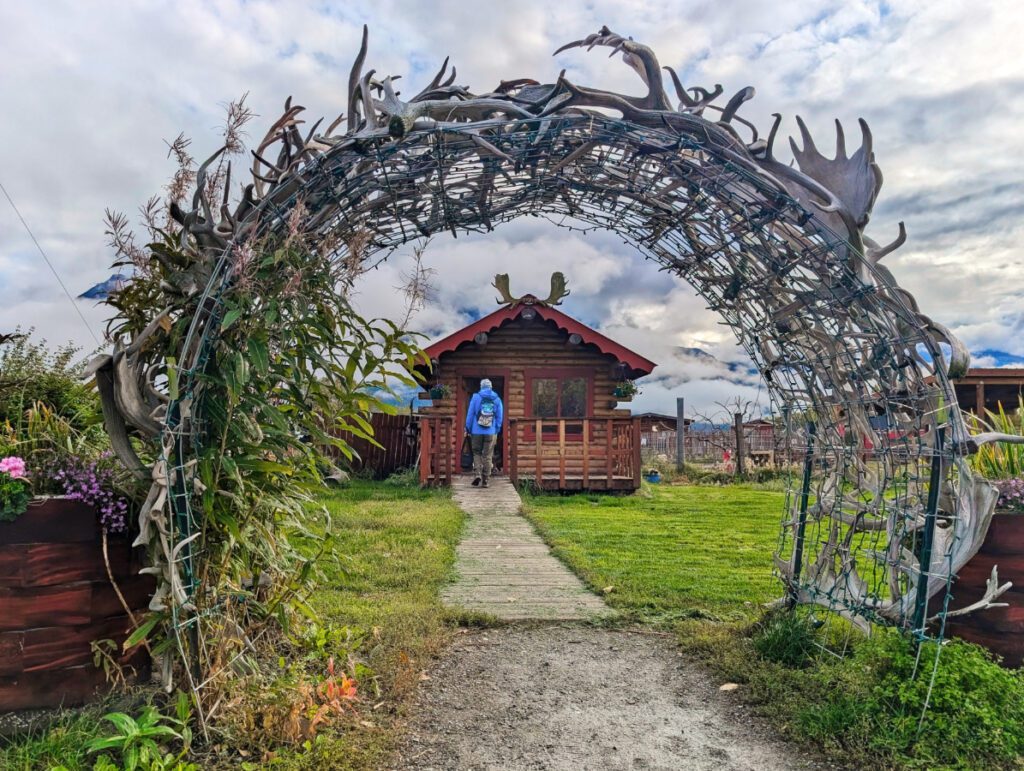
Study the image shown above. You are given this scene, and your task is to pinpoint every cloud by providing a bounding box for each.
[2,0,1022,415]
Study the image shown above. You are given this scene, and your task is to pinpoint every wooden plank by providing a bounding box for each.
[0,499,97,546]
[509,421,519,484]
[0,542,133,588]
[606,419,613,482]
[419,418,431,485]
[0,631,24,676]
[0,583,92,630]
[91,575,156,620]
[632,418,642,488]
[20,615,135,672]
[559,420,566,487]
[442,419,450,485]
[535,419,543,483]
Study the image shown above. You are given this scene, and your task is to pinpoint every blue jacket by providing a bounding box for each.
[465,388,503,435]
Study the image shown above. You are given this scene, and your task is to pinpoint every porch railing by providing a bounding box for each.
[508,417,641,490]
[418,416,455,487]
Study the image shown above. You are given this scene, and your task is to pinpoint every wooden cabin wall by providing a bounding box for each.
[419,316,632,422]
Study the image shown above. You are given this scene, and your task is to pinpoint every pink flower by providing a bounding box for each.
[0,456,26,479]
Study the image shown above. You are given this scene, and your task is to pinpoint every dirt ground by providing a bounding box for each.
[395,624,824,771]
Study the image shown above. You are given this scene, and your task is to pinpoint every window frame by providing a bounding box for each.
[523,368,596,442]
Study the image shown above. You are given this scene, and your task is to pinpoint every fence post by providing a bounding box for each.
[676,397,686,471]
[734,412,745,477]
[913,425,946,636]
[790,421,816,603]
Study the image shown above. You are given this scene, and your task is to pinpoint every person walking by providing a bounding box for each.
[465,378,503,487]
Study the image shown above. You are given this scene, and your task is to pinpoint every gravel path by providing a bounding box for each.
[395,625,822,771]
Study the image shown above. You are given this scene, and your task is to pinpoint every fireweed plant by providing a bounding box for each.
[96,100,428,737]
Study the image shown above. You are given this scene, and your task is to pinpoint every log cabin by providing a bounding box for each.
[416,293,656,491]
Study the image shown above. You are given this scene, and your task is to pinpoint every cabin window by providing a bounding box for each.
[530,376,588,418]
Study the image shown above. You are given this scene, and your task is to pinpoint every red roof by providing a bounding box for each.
[420,302,656,376]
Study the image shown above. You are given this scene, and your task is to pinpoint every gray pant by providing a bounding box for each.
[471,433,497,480]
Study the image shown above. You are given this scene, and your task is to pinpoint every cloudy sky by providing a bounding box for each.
[2,0,1023,417]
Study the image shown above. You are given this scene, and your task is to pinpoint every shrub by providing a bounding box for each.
[799,630,1024,768]
[753,610,818,668]
[0,329,100,432]
[969,398,1024,480]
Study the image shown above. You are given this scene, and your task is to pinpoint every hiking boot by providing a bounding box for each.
[481,478,489,488]
[471,477,482,487]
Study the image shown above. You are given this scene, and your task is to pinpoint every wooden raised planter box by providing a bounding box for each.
[943,511,1024,668]
[0,498,154,711]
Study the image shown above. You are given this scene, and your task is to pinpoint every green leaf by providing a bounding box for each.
[248,337,270,376]
[124,615,160,651]
[220,308,242,331]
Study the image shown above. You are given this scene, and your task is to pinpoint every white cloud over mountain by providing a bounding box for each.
[2,0,1022,415]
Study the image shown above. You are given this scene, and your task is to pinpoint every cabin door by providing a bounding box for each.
[458,375,506,474]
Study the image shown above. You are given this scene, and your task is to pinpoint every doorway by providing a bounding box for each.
[459,374,506,473]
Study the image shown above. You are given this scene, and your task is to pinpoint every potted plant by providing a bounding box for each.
[613,380,638,399]
[429,383,452,400]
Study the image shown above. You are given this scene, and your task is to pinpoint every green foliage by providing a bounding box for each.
[218,481,465,767]
[969,398,1024,480]
[99,228,429,697]
[0,331,113,498]
[791,631,1024,768]
[0,329,100,431]
[752,610,818,668]
[86,699,194,771]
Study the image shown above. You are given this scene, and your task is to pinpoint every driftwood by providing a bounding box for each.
[98,25,1009,649]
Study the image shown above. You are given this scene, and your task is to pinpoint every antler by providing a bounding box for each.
[553,25,673,112]
[541,272,570,306]
[492,273,517,305]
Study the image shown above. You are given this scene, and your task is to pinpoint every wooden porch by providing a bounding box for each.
[418,416,642,491]
[509,417,641,491]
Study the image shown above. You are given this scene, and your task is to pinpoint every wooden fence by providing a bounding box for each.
[641,425,800,467]
[330,413,418,479]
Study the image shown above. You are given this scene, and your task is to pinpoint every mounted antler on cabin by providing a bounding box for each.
[541,272,570,306]
[493,273,570,307]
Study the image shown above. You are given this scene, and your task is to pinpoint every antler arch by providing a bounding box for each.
[102,26,1005,652]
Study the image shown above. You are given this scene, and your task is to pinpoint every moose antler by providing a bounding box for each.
[541,272,570,306]
[493,273,517,305]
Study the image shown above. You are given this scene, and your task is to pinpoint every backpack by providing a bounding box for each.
[476,394,497,428]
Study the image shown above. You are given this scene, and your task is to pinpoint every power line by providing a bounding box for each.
[0,180,102,346]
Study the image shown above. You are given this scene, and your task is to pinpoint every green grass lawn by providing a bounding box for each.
[523,483,785,622]
[268,479,465,770]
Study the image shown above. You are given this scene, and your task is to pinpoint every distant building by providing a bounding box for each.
[953,369,1024,415]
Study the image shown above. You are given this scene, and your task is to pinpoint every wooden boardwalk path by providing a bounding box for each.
[442,475,610,620]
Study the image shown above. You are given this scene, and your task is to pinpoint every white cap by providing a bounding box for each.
[480,378,492,389]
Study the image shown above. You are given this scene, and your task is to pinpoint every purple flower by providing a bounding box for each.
[52,456,130,533]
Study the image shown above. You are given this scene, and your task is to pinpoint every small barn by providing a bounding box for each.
[416,279,656,491]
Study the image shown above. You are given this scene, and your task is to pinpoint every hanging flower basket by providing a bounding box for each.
[429,383,452,400]
[613,380,639,399]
